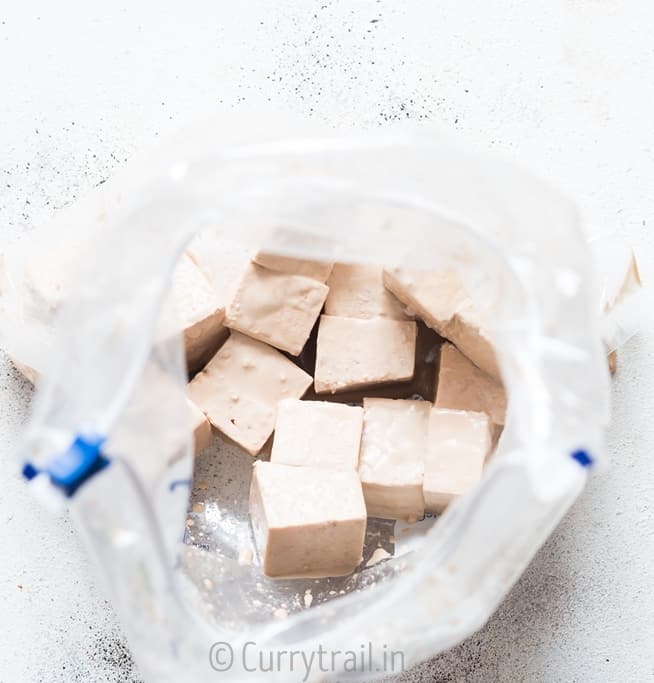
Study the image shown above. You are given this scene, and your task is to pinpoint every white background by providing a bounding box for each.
[1,2,653,681]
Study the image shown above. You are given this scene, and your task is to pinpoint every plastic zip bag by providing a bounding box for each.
[0,115,630,681]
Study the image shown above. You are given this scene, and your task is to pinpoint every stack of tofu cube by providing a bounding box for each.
[181,244,507,579]
[9,232,639,581]
[11,232,506,579]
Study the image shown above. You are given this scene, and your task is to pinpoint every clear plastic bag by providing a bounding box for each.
[1,115,617,681]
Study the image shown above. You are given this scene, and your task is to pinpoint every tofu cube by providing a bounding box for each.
[249,461,366,578]
[172,253,229,375]
[105,364,206,480]
[187,397,214,454]
[358,398,430,522]
[21,241,233,377]
[271,399,363,471]
[185,227,253,303]
[187,332,312,455]
[253,251,334,282]
[423,408,491,513]
[325,263,410,320]
[443,301,499,380]
[383,267,467,333]
[314,315,417,394]
[225,262,329,355]
[383,267,499,380]
[436,343,506,428]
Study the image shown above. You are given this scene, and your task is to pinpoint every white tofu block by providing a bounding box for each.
[358,398,430,522]
[20,242,231,376]
[187,332,312,455]
[249,461,366,578]
[436,343,506,428]
[442,300,499,380]
[314,315,417,394]
[225,262,329,355]
[253,251,334,282]
[172,253,229,375]
[423,408,491,513]
[271,399,363,471]
[187,397,214,454]
[11,356,210,463]
[383,267,467,333]
[104,363,204,485]
[325,263,410,320]
[185,228,253,305]
[383,267,500,380]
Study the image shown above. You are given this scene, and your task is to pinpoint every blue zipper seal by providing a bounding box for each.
[570,449,594,468]
[22,435,110,498]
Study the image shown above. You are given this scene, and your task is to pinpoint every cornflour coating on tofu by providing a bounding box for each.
[442,300,499,380]
[187,332,312,455]
[249,461,367,578]
[382,267,468,333]
[358,397,430,522]
[383,267,500,380]
[253,250,334,282]
[314,315,417,394]
[423,408,491,514]
[325,263,411,320]
[225,262,329,356]
[270,398,363,471]
[436,343,506,428]
[172,253,229,375]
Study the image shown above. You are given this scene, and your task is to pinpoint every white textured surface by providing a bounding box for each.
[1,2,653,681]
